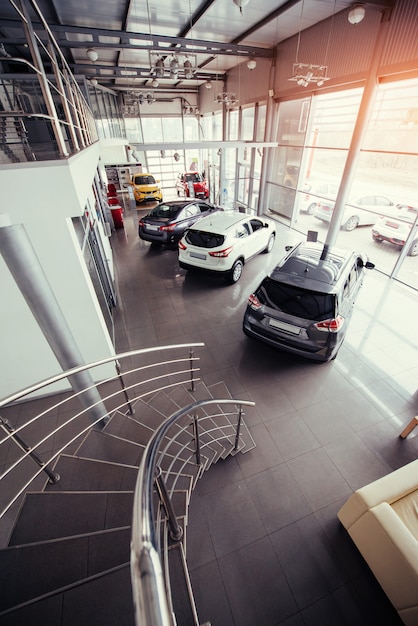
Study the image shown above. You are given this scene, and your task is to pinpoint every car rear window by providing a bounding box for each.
[258,278,336,321]
[185,230,225,248]
[149,205,179,219]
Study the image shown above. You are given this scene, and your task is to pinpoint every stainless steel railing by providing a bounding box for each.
[0,343,255,626]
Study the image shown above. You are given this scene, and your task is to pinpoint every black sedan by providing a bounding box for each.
[138,199,222,246]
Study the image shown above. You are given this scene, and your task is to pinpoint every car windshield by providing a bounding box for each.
[135,175,155,185]
[185,173,201,183]
[185,230,225,248]
[149,204,179,219]
[258,279,336,321]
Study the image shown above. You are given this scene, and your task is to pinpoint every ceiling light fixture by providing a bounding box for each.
[170,57,179,78]
[86,48,98,62]
[233,0,250,15]
[247,58,257,71]
[204,80,212,89]
[348,3,366,24]
[155,58,165,78]
[151,78,159,88]
[184,59,194,79]
[90,78,98,86]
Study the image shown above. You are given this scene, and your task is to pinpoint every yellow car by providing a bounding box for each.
[129,173,163,204]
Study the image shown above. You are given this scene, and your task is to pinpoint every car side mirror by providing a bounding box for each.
[365,261,375,269]
[285,245,294,252]
[263,222,269,228]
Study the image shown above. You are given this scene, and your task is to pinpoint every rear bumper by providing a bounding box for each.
[372,230,405,246]
[242,314,339,362]
[179,260,230,277]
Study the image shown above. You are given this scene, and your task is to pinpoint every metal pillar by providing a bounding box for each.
[323,10,391,253]
[0,222,109,425]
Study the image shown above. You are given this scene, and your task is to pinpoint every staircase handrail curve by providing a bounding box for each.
[0,343,205,408]
[131,397,255,626]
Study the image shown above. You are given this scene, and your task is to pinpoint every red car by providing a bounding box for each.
[176,172,209,199]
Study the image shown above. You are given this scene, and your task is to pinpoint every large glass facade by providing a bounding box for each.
[266,79,418,290]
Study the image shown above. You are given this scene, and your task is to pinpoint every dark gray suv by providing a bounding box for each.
[242,242,374,362]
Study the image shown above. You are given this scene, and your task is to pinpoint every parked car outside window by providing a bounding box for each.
[129,173,163,204]
[372,206,418,256]
[176,172,209,199]
[299,180,339,215]
[178,212,276,283]
[313,194,395,231]
[138,199,222,246]
[243,241,374,362]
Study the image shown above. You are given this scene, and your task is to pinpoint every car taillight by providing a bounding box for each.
[314,316,344,332]
[159,224,174,232]
[247,293,262,310]
[178,240,186,250]
[138,220,144,227]
[209,246,233,258]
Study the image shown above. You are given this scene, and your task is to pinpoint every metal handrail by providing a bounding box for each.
[130,397,255,626]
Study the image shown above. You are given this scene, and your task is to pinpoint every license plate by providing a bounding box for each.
[190,252,206,260]
[269,319,301,335]
[146,224,159,231]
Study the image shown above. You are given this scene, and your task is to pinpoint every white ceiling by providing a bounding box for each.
[0,0,396,93]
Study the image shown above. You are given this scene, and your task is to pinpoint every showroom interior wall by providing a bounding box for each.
[0,143,116,398]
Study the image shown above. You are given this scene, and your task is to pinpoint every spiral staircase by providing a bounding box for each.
[0,344,256,626]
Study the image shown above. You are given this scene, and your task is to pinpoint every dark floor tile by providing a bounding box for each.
[286,448,352,511]
[246,464,312,533]
[265,412,321,460]
[200,478,266,558]
[247,383,296,421]
[186,495,217,570]
[190,559,236,626]
[270,514,347,610]
[298,399,354,445]
[235,422,283,477]
[218,537,298,626]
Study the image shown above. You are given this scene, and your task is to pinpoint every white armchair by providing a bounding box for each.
[338,460,418,626]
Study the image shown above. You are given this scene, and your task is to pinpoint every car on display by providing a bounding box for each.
[138,199,221,246]
[176,172,209,199]
[299,181,339,215]
[242,241,375,362]
[313,194,396,231]
[128,173,163,204]
[178,212,276,284]
[372,205,418,256]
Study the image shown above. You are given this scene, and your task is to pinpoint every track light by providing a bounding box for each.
[184,59,194,79]
[86,48,98,62]
[170,57,179,77]
[155,58,165,78]
[348,3,366,24]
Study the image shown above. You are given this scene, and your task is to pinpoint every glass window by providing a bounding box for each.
[241,107,255,140]
[255,105,266,141]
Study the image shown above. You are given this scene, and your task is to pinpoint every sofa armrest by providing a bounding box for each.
[348,502,418,611]
[338,459,418,529]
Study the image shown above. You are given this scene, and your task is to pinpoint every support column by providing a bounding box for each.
[0,221,109,425]
[323,10,391,253]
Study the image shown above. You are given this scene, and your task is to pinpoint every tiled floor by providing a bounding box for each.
[2,198,417,624]
[112,202,417,625]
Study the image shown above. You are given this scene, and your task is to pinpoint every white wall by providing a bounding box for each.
[0,144,116,400]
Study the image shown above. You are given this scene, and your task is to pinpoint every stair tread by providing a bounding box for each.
[0,527,130,611]
[0,564,135,626]
[75,430,145,466]
[9,491,134,546]
[46,455,138,492]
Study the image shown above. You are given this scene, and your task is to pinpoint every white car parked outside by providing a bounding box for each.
[178,212,276,283]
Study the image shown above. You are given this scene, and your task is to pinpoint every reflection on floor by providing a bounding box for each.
[111,204,417,625]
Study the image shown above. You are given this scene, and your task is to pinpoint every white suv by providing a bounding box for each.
[178,212,276,283]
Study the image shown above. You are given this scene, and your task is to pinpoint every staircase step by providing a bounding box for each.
[0,527,130,611]
[8,491,134,546]
[46,455,138,492]
[0,564,134,626]
[75,430,145,466]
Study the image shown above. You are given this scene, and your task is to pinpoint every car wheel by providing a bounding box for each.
[228,259,244,283]
[343,216,359,231]
[408,238,418,257]
[372,235,383,243]
[264,233,275,253]
[306,203,316,215]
